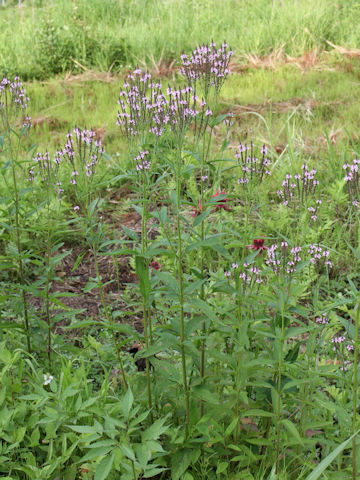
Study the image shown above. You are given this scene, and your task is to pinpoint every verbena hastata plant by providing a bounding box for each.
[111,44,353,477]
[28,151,65,368]
[116,67,173,415]
[180,41,233,103]
[179,42,234,415]
[0,76,32,353]
[235,142,272,188]
[342,157,360,241]
[61,126,131,386]
[277,163,320,206]
[234,142,272,250]
[277,163,323,237]
[343,157,360,208]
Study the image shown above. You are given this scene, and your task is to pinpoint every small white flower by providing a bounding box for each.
[43,373,54,386]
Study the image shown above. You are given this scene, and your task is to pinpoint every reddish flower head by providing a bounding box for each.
[211,189,230,212]
[150,260,161,270]
[191,199,203,217]
[247,238,267,252]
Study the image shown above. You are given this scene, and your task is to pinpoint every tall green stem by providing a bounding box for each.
[353,299,360,480]
[176,143,190,432]
[275,294,286,474]
[10,135,31,353]
[45,189,51,368]
[199,127,213,417]
[235,274,243,442]
[141,179,153,418]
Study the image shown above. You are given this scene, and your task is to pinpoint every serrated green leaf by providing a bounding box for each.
[224,418,238,437]
[171,448,192,480]
[190,298,217,323]
[143,467,168,478]
[135,256,151,301]
[83,281,98,293]
[156,271,179,297]
[216,461,228,474]
[78,446,113,463]
[281,419,303,445]
[142,417,168,442]
[29,427,40,447]
[94,452,115,480]
[135,443,151,470]
[243,409,274,417]
[122,387,134,419]
[120,444,135,461]
[66,425,96,434]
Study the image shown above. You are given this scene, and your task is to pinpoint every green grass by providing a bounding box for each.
[25,57,360,162]
[2,0,360,79]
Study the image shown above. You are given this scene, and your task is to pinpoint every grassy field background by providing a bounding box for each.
[25,56,360,160]
[2,0,360,160]
[2,0,360,79]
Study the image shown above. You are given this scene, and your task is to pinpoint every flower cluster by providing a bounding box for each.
[180,41,233,98]
[117,68,168,140]
[315,313,329,324]
[307,199,322,222]
[166,84,205,138]
[266,242,302,275]
[247,238,268,252]
[235,143,271,185]
[29,151,64,201]
[211,189,230,211]
[43,372,54,386]
[343,158,360,205]
[331,335,354,371]
[0,76,30,127]
[224,112,234,129]
[277,164,319,206]
[135,150,151,172]
[308,244,332,269]
[150,260,161,271]
[239,263,263,288]
[341,361,352,371]
[192,189,230,216]
[0,76,29,111]
[60,127,104,185]
[116,67,215,142]
[224,262,263,289]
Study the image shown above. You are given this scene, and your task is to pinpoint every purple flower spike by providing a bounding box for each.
[61,127,104,187]
[236,142,271,186]
[117,67,169,142]
[180,41,233,98]
[278,163,319,206]
[343,158,360,206]
[0,75,30,128]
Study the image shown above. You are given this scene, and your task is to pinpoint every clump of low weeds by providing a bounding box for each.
[0,337,168,479]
